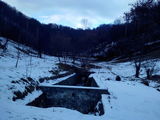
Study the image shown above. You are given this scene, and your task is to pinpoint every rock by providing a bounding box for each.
[141,80,149,86]
[116,76,121,81]
[157,89,160,92]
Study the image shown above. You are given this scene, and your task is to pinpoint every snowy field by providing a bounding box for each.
[0,37,160,120]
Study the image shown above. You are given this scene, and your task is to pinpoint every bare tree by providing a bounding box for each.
[15,34,21,68]
[56,52,62,63]
[58,56,61,63]
[80,57,89,69]
[3,38,9,52]
[134,58,142,78]
[71,55,76,64]
[124,12,130,37]
[0,38,9,53]
[62,52,67,64]
[81,18,89,29]
[114,18,122,25]
[142,60,156,79]
[29,55,33,77]
[134,57,157,79]
[15,45,20,68]
[36,27,42,58]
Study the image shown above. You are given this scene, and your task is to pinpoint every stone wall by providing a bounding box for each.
[27,73,107,115]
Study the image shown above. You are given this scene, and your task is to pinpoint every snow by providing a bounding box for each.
[91,61,160,120]
[17,90,43,105]
[39,84,108,91]
[145,40,160,46]
[0,37,160,120]
[103,81,160,120]
[40,73,76,86]
[0,100,86,120]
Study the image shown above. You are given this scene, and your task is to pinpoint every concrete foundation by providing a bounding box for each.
[27,72,109,115]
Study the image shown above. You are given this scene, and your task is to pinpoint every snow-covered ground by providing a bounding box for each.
[91,63,160,120]
[0,37,160,120]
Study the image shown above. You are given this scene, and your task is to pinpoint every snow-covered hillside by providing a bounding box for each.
[0,37,160,120]
[91,61,160,120]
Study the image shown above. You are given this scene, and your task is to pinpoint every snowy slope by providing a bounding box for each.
[0,37,160,120]
[0,37,59,101]
[91,61,160,120]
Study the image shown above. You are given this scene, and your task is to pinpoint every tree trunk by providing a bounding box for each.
[146,69,151,79]
[135,63,141,78]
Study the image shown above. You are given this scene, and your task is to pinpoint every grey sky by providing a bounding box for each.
[3,0,136,28]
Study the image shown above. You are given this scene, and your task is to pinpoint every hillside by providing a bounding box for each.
[1,0,160,60]
[0,0,98,55]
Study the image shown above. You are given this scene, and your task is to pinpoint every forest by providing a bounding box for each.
[0,0,160,60]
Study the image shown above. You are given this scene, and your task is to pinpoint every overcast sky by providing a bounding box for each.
[3,0,136,28]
